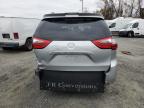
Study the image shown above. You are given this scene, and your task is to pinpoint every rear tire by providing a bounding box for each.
[24,38,33,51]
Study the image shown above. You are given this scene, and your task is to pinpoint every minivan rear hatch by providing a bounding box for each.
[34,17,112,72]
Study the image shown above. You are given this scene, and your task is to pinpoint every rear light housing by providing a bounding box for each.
[92,37,118,50]
[13,32,19,39]
[32,37,52,49]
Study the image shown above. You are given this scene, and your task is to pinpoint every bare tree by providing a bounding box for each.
[100,0,123,19]
[128,0,135,17]
[134,0,141,17]
[139,0,144,18]
[100,0,115,19]
[100,0,141,19]
[117,0,123,17]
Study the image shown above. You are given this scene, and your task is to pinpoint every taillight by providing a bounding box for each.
[92,37,118,50]
[32,37,52,49]
[13,32,19,39]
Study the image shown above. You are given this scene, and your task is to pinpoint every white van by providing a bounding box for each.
[105,20,113,27]
[119,19,144,37]
[0,17,40,51]
[109,17,134,35]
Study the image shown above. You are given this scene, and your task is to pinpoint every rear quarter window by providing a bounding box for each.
[34,17,111,40]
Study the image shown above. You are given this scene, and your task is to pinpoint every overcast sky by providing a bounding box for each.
[0,0,104,18]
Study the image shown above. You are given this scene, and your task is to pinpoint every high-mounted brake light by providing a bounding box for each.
[92,37,118,50]
[32,37,52,49]
[13,32,19,39]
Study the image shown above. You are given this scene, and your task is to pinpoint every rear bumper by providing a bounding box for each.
[105,62,117,83]
[36,60,117,84]
[0,42,19,48]
[35,63,117,92]
[36,65,117,84]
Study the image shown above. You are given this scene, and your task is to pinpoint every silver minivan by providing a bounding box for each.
[33,13,118,92]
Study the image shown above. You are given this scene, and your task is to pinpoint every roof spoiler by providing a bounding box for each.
[43,13,104,19]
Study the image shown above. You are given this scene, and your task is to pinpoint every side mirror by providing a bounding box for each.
[137,27,139,30]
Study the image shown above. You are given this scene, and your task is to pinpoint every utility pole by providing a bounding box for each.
[80,0,84,13]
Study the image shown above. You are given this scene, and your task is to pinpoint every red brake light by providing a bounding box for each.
[32,37,52,49]
[13,32,19,39]
[92,37,118,50]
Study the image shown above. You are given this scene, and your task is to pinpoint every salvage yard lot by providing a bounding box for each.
[0,37,144,108]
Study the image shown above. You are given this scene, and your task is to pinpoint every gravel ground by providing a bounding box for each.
[0,37,144,108]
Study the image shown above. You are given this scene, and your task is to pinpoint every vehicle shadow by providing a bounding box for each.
[115,35,144,38]
[0,48,32,54]
[44,90,104,100]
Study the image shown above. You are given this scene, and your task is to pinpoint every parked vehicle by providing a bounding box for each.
[0,17,40,51]
[119,19,144,37]
[105,20,113,27]
[33,13,118,92]
[109,17,134,36]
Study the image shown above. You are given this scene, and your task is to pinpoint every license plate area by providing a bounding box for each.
[2,34,10,38]
[50,54,93,65]
[39,70,105,92]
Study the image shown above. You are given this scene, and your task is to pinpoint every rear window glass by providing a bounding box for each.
[34,17,111,40]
